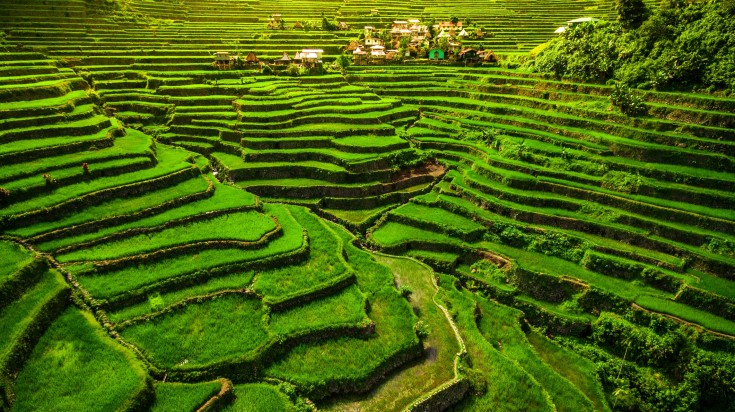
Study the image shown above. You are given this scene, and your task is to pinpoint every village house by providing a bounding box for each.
[267,13,284,29]
[246,52,259,65]
[212,51,234,70]
[301,48,324,67]
[555,17,600,34]
[274,52,291,66]
[370,44,386,63]
[365,37,383,47]
[352,47,368,65]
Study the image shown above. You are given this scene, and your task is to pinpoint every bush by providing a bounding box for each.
[601,170,642,193]
[285,64,300,77]
[414,320,430,339]
[530,1,735,93]
[399,285,413,299]
[615,0,650,29]
[609,82,648,116]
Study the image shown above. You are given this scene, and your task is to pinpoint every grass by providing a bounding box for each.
[12,308,150,412]
[121,295,270,369]
[151,380,221,412]
[264,221,419,397]
[324,204,398,225]
[475,296,596,412]
[479,241,669,302]
[76,204,303,300]
[107,271,256,323]
[635,294,735,336]
[0,128,152,185]
[221,383,297,412]
[11,175,208,238]
[253,206,349,303]
[37,177,255,251]
[391,202,485,232]
[56,210,277,262]
[318,254,460,412]
[1,142,193,217]
[0,240,33,280]
[268,284,368,336]
[438,275,554,411]
[371,221,460,248]
[0,269,68,363]
[527,330,610,412]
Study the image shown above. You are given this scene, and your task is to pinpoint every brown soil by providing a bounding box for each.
[390,162,446,183]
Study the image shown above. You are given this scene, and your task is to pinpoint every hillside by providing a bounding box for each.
[0,0,734,411]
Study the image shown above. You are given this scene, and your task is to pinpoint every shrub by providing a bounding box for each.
[610,82,648,116]
[335,54,350,72]
[615,0,650,29]
[42,173,57,187]
[399,285,413,299]
[531,1,735,92]
[414,320,430,339]
[601,170,642,194]
[285,64,300,77]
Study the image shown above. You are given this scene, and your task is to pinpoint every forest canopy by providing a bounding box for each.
[528,0,735,94]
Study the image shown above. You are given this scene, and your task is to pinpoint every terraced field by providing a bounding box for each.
[0,0,734,411]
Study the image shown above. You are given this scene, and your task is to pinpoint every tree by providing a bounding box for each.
[321,13,336,31]
[615,0,650,29]
[450,16,459,25]
[335,54,350,73]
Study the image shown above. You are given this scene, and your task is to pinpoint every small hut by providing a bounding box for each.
[428,48,445,60]
[246,52,259,65]
[294,21,303,29]
[370,45,386,63]
[275,52,291,66]
[353,47,368,65]
[301,49,324,67]
[482,49,499,64]
[458,29,469,38]
[437,29,451,39]
[346,40,361,52]
[213,51,233,69]
[459,48,480,65]
[338,21,350,31]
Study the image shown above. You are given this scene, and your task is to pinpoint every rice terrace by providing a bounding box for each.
[0,0,734,410]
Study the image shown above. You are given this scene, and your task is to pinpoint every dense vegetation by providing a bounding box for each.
[531,0,735,93]
[0,0,733,411]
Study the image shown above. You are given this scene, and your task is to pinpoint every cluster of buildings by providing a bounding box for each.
[212,49,325,70]
[349,19,495,65]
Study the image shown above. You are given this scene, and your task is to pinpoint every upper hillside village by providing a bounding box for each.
[0,0,734,411]
[211,13,510,71]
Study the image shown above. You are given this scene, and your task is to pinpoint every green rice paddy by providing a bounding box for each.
[0,0,733,410]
